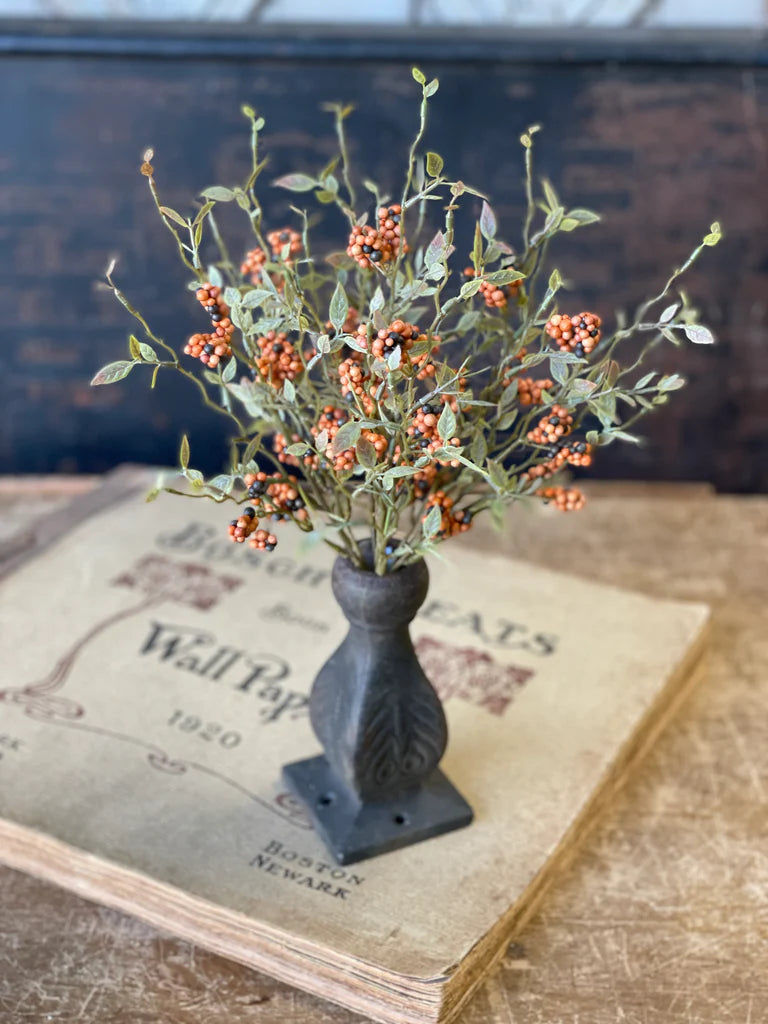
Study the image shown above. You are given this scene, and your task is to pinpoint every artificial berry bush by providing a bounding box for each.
[94,69,721,575]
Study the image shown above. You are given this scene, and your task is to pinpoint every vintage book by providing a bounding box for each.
[0,470,709,1024]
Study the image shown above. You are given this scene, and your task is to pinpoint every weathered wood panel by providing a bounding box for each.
[1,38,766,488]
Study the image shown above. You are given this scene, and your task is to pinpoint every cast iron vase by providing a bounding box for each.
[283,542,473,865]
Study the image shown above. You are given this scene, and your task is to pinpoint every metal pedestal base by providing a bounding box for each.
[282,755,474,865]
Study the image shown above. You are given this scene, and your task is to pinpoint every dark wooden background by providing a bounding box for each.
[1,25,766,490]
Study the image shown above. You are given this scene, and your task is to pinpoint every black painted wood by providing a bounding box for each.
[1,29,766,490]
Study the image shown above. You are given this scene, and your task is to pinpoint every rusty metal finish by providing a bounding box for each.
[0,478,765,1022]
[1,53,766,489]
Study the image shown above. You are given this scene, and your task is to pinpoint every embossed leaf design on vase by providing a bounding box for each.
[283,542,472,864]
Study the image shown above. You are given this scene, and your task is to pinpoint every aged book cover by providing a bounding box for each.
[0,473,709,1024]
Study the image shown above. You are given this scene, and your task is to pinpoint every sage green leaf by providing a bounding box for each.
[329,281,348,332]
[201,186,235,202]
[222,357,237,384]
[91,360,134,386]
[273,173,317,192]
[437,402,457,441]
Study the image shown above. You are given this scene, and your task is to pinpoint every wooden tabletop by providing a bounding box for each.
[1,477,766,1024]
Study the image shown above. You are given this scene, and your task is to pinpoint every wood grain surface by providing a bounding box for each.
[0,478,766,1024]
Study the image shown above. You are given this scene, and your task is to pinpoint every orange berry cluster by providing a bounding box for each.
[422,491,473,538]
[338,355,378,415]
[267,479,309,521]
[347,224,394,269]
[513,377,554,406]
[545,312,602,357]
[406,402,462,464]
[184,284,234,369]
[536,486,586,512]
[522,440,593,484]
[241,247,268,286]
[527,405,574,446]
[243,471,309,523]
[367,320,424,369]
[555,439,593,468]
[378,204,406,252]
[407,403,442,453]
[463,267,521,310]
[313,406,354,471]
[254,331,302,388]
[267,227,302,259]
[227,507,278,551]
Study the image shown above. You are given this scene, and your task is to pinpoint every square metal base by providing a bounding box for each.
[282,755,474,865]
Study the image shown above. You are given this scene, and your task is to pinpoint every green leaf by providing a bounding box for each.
[222,357,237,384]
[422,503,442,539]
[412,67,426,85]
[684,324,715,345]
[549,354,569,386]
[636,372,656,388]
[370,286,385,313]
[285,442,311,457]
[356,434,377,469]
[548,268,562,292]
[241,434,263,469]
[542,179,559,212]
[273,173,317,192]
[387,345,402,371]
[424,230,446,268]
[437,402,457,442]
[159,206,188,227]
[483,268,525,285]
[283,378,296,402]
[479,200,497,241]
[486,458,508,491]
[331,419,362,456]
[658,374,686,392]
[139,342,158,363]
[242,289,272,309]
[559,208,600,231]
[91,360,134,386]
[145,488,160,503]
[329,281,349,332]
[314,189,337,204]
[497,410,518,431]
[460,278,482,299]
[610,429,642,445]
[659,303,679,324]
[179,434,190,470]
[471,431,487,464]
[208,265,223,288]
[208,474,234,494]
[703,222,722,246]
[128,335,141,359]
[568,377,597,399]
[424,78,439,97]
[426,151,443,178]
[385,465,421,482]
[200,186,235,202]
